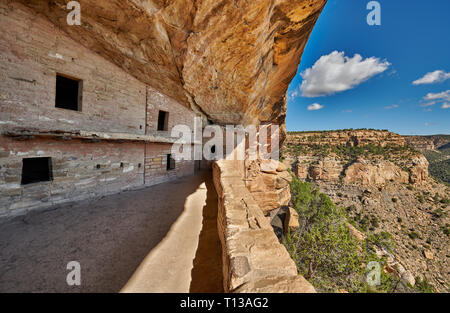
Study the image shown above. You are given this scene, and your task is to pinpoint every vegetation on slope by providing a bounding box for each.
[406,135,450,184]
[287,128,389,134]
[423,148,450,184]
[283,175,435,293]
[284,142,419,173]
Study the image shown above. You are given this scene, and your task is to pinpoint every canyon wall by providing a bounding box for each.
[404,135,450,152]
[287,130,407,147]
[285,130,429,186]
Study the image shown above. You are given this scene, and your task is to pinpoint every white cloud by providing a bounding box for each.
[342,109,352,113]
[413,70,450,85]
[288,89,299,100]
[424,90,450,101]
[307,103,324,111]
[384,104,399,110]
[442,103,450,109]
[420,101,435,107]
[299,51,390,97]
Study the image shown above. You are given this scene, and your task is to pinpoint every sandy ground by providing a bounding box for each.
[0,171,223,293]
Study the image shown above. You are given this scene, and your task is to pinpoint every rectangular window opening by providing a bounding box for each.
[157,110,169,131]
[55,74,82,111]
[167,154,175,171]
[21,157,53,185]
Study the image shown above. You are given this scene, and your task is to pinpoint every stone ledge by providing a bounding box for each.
[1,127,198,145]
[212,159,315,293]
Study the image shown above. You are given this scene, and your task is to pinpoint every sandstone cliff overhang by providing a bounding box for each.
[16,0,327,126]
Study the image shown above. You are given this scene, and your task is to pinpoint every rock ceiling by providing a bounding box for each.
[16,0,326,126]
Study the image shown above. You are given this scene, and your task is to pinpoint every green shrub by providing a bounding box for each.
[442,224,450,236]
[414,277,435,293]
[417,194,425,204]
[367,232,396,253]
[283,176,396,293]
[408,231,421,240]
[432,208,447,219]
[285,176,367,292]
[370,216,380,228]
[346,204,357,214]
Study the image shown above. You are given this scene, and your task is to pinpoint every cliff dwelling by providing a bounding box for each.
[0,0,327,293]
[3,0,445,297]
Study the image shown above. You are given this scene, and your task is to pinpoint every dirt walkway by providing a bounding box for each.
[0,172,222,293]
[121,173,223,293]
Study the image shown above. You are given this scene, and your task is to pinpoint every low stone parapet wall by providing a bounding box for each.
[212,159,315,293]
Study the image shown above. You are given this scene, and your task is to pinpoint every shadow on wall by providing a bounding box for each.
[0,173,205,292]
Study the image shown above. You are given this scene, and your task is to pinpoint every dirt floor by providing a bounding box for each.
[0,171,223,293]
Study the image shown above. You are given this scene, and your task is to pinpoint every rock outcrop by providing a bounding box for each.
[285,130,429,186]
[297,156,343,182]
[404,135,450,152]
[16,0,327,126]
[295,156,428,186]
[409,155,430,185]
[404,136,436,151]
[287,130,406,147]
[245,159,292,213]
[343,159,409,186]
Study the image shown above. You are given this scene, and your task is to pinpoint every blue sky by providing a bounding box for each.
[286,0,450,135]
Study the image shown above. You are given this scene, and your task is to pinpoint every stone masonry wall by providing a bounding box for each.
[0,137,195,218]
[0,2,147,134]
[212,159,315,293]
[0,136,144,217]
[144,143,195,187]
[0,3,196,218]
[146,85,197,136]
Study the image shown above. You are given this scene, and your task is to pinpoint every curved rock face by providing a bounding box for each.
[343,159,409,186]
[287,130,407,147]
[16,0,327,126]
[286,130,431,186]
[409,155,429,185]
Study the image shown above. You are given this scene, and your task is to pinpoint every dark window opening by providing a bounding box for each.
[157,110,169,131]
[55,74,82,111]
[167,154,175,171]
[21,157,53,185]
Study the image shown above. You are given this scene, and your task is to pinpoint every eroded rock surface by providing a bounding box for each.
[245,159,292,213]
[284,130,429,186]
